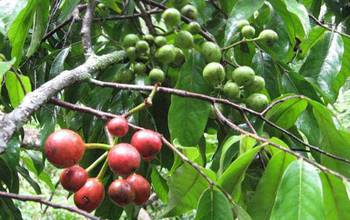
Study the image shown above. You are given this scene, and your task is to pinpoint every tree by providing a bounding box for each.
[0,0,350,219]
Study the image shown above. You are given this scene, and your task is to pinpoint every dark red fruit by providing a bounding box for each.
[108,143,141,176]
[106,116,129,137]
[44,129,85,168]
[126,174,151,205]
[74,178,104,212]
[131,129,162,159]
[60,165,88,192]
[108,179,135,207]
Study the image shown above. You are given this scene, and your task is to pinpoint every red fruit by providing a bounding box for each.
[106,116,129,137]
[130,129,162,159]
[44,129,85,168]
[126,174,151,205]
[60,165,88,192]
[108,143,141,176]
[108,179,135,207]
[74,178,105,212]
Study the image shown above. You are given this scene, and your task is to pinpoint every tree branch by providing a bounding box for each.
[81,0,96,57]
[136,0,156,34]
[309,14,350,39]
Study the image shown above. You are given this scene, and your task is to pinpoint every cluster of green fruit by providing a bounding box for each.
[44,116,163,212]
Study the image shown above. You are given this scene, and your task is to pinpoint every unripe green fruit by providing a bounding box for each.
[114,69,134,83]
[149,68,165,83]
[181,4,198,20]
[155,45,176,64]
[170,48,185,68]
[133,62,146,74]
[258,29,279,45]
[136,40,149,54]
[244,75,265,94]
[123,34,139,48]
[154,36,167,47]
[236,20,250,30]
[231,66,255,86]
[223,81,240,100]
[245,93,269,111]
[126,47,137,61]
[203,62,225,86]
[175,30,193,49]
[201,42,222,63]
[188,21,201,34]
[241,25,256,38]
[162,8,181,27]
[143,34,154,43]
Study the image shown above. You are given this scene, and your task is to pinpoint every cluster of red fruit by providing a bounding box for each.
[44,116,162,212]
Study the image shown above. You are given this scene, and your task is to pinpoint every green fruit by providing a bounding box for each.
[155,45,176,64]
[162,8,181,27]
[126,47,137,61]
[202,62,225,86]
[181,4,198,20]
[143,34,154,43]
[223,81,240,100]
[244,76,265,94]
[135,40,149,54]
[201,42,222,63]
[133,62,146,74]
[114,69,134,83]
[154,36,167,47]
[241,25,255,38]
[149,68,165,83]
[236,20,249,30]
[258,29,278,45]
[188,21,201,34]
[170,48,185,68]
[123,34,139,48]
[245,93,269,111]
[231,66,255,86]
[175,30,193,49]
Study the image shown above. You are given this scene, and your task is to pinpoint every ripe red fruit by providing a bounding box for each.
[108,179,135,207]
[60,165,88,192]
[74,178,105,212]
[131,129,162,159]
[44,129,85,168]
[108,143,141,176]
[126,174,151,205]
[106,116,129,137]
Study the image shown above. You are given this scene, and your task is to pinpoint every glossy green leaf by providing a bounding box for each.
[334,36,350,93]
[194,188,234,220]
[300,26,326,58]
[151,168,169,203]
[49,47,71,77]
[5,72,31,108]
[58,0,80,22]
[17,166,41,194]
[0,0,27,34]
[0,58,15,79]
[99,0,122,13]
[219,135,241,175]
[218,0,237,14]
[270,160,324,220]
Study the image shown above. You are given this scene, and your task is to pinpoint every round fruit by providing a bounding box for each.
[223,81,240,100]
[154,36,167,47]
[108,143,141,176]
[108,179,135,207]
[113,69,133,83]
[202,62,225,86]
[143,34,154,43]
[175,30,193,49]
[244,75,265,94]
[155,45,176,64]
[133,62,146,74]
[188,21,201,34]
[236,19,249,30]
[107,116,129,137]
[126,47,137,61]
[245,93,269,111]
[131,129,162,159]
[170,48,185,68]
[44,129,85,168]
[231,66,255,86]
[241,25,256,38]
[258,29,278,45]
[135,40,149,54]
[60,165,88,192]
[201,42,222,63]
[181,5,198,20]
[162,8,181,27]
[149,68,165,83]
[123,34,139,48]
[74,178,104,212]
[126,174,151,205]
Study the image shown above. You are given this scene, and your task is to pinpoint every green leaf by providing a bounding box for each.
[219,135,241,175]
[49,47,71,77]
[5,72,31,108]
[334,36,350,93]
[194,188,234,220]
[248,151,295,220]
[151,168,169,203]
[17,166,41,194]
[99,0,122,13]
[300,31,344,103]
[0,0,27,34]
[321,173,350,220]
[0,58,15,78]
[300,26,326,58]
[217,0,237,14]
[168,51,210,146]
[164,163,209,217]
[58,0,80,22]
[270,160,324,220]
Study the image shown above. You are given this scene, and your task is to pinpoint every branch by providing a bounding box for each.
[309,14,350,39]
[0,51,126,153]
[136,0,156,34]
[81,0,96,57]
[0,191,100,220]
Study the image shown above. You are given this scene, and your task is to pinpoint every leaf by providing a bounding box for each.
[168,51,211,146]
[334,36,350,93]
[270,160,324,220]
[0,58,15,79]
[299,31,344,103]
[58,0,80,22]
[151,168,169,203]
[219,135,241,175]
[49,47,71,77]
[17,166,41,194]
[0,0,27,34]
[5,72,31,108]
[248,151,295,220]
[217,0,237,14]
[99,0,122,13]
[194,188,234,220]
[300,26,326,58]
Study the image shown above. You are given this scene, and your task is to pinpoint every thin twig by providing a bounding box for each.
[261,95,305,115]
[136,0,156,34]
[81,0,96,57]
[309,14,350,39]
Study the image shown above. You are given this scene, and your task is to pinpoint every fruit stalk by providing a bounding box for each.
[86,151,108,173]
[84,143,111,150]
[97,158,109,181]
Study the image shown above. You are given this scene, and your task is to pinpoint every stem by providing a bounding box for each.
[221,38,258,51]
[86,152,108,173]
[84,143,111,150]
[96,158,109,181]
